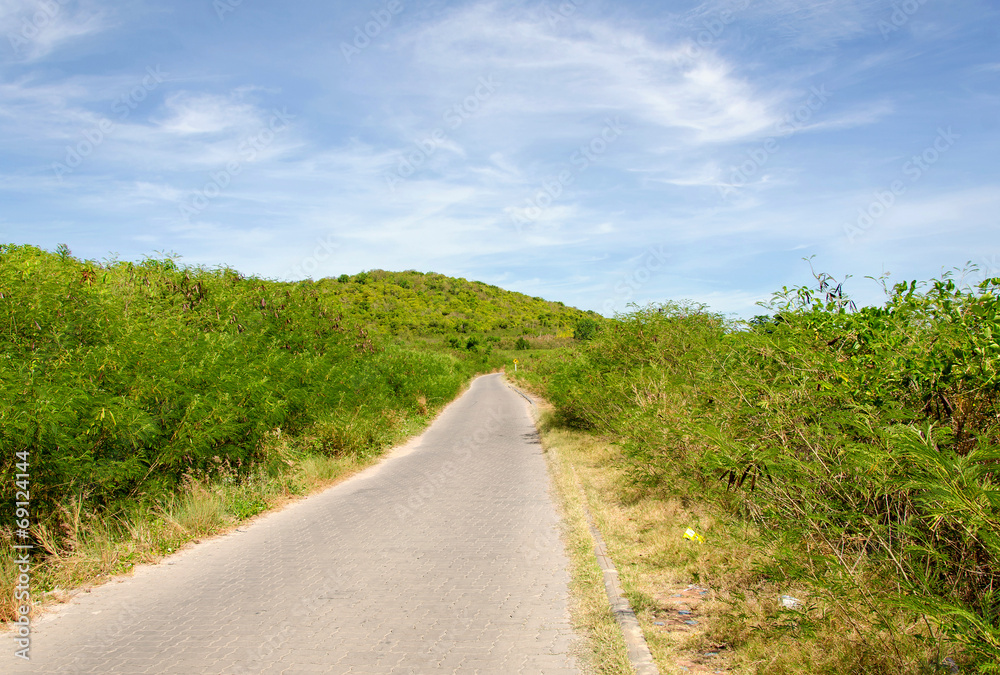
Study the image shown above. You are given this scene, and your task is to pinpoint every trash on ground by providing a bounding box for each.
[780,595,802,609]
[940,657,959,674]
[683,528,704,543]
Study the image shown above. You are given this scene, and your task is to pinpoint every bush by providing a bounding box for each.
[573,317,600,341]
[521,269,1000,669]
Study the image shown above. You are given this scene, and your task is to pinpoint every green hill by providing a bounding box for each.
[326,269,593,338]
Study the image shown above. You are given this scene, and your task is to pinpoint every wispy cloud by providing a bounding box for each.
[734,0,893,49]
[1,0,110,61]
[398,2,786,146]
[154,92,263,136]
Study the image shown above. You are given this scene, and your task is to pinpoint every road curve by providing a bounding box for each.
[7,373,580,674]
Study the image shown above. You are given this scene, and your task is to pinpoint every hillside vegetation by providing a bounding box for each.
[0,243,594,620]
[326,268,587,337]
[515,267,1000,673]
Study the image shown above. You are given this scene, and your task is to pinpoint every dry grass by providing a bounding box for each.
[536,410,737,674]
[536,403,634,675]
[531,408,949,675]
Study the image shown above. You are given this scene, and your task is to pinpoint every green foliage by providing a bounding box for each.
[0,243,599,626]
[515,337,531,351]
[573,316,601,341]
[0,245,527,527]
[315,268,595,337]
[520,268,1000,670]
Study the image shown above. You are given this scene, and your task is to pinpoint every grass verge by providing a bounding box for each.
[527,390,947,675]
[532,399,634,675]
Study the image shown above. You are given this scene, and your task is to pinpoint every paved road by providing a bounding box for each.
[7,374,580,674]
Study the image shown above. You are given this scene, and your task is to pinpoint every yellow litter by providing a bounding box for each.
[683,528,704,543]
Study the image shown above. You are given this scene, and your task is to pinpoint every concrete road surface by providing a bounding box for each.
[6,374,581,674]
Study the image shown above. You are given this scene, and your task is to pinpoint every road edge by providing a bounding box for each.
[505,378,660,675]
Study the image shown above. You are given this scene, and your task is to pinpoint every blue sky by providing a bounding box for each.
[1,0,997,317]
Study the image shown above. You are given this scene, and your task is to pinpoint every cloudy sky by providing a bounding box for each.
[1,0,997,316]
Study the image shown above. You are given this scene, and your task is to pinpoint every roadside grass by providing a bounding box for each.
[533,402,633,675]
[526,395,947,675]
[532,403,736,674]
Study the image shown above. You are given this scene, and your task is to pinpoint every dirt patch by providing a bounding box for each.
[648,584,730,673]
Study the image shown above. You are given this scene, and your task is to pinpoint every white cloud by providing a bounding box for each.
[839,185,1000,246]
[0,77,92,132]
[793,100,895,133]
[154,92,262,136]
[1,0,109,61]
[396,3,786,146]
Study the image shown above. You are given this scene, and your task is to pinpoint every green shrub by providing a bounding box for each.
[521,268,1000,670]
[573,317,601,341]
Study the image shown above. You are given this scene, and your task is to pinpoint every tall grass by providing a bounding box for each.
[518,266,1000,672]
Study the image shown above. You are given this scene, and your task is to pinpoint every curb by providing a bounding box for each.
[508,378,660,675]
[579,485,660,675]
[505,379,538,415]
